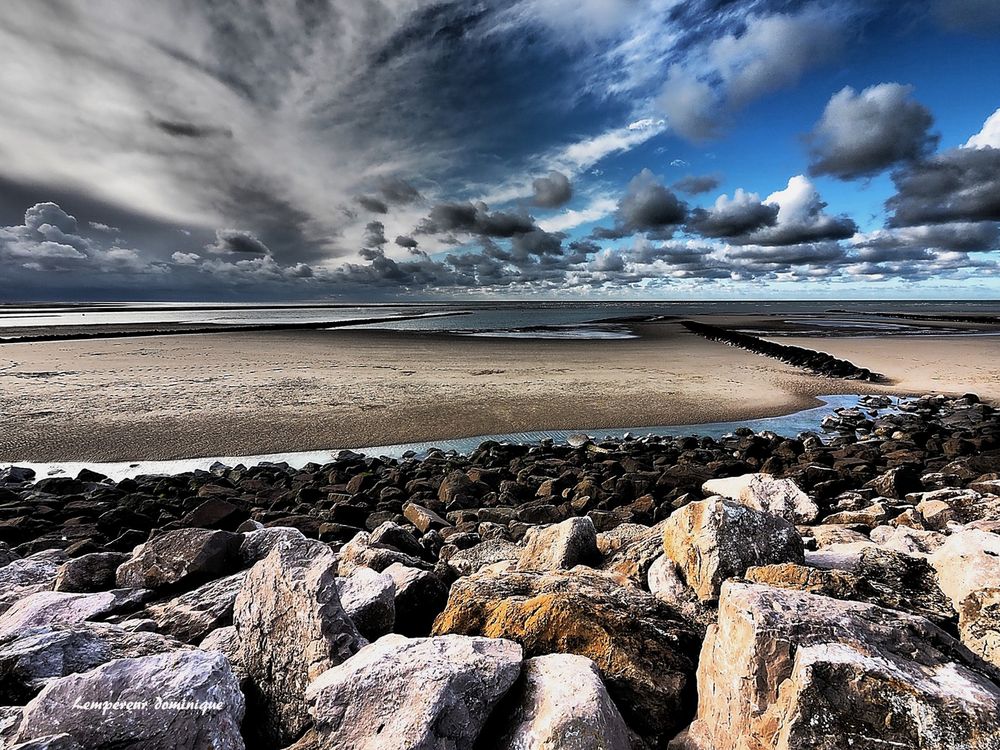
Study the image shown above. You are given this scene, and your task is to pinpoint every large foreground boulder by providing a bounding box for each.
[675,581,1000,750]
[482,653,632,750]
[0,591,150,640]
[115,528,240,591]
[306,633,521,750]
[12,650,245,749]
[432,568,699,745]
[145,571,247,643]
[233,537,365,747]
[661,497,804,601]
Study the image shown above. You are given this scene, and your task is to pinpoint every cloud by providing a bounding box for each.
[357,196,390,214]
[934,0,1000,32]
[593,169,687,239]
[806,84,938,180]
[657,6,847,142]
[150,118,233,139]
[537,197,617,233]
[395,234,419,249]
[531,171,573,208]
[887,145,1000,226]
[672,173,721,195]
[966,108,1000,149]
[417,202,537,238]
[686,189,778,238]
[738,175,857,246]
[205,229,271,256]
[171,251,201,265]
[363,221,387,249]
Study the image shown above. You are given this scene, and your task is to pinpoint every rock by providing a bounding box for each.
[803,540,878,571]
[447,540,521,577]
[237,526,306,566]
[868,466,921,499]
[677,581,1000,750]
[870,525,945,556]
[383,564,449,637]
[403,502,451,534]
[306,634,522,750]
[115,528,240,591]
[7,735,82,750]
[369,522,426,559]
[53,553,128,593]
[806,524,869,547]
[336,568,395,641]
[233,537,366,747]
[595,524,650,557]
[337,531,429,577]
[517,517,599,571]
[661,497,804,601]
[438,470,474,503]
[13,650,244,749]
[179,498,247,531]
[145,571,247,644]
[198,626,242,678]
[930,530,1000,610]
[432,568,699,745]
[702,473,818,523]
[0,552,67,615]
[647,555,712,626]
[482,653,631,750]
[0,542,19,568]
[0,623,185,702]
[960,588,1000,669]
[0,467,35,484]
[600,521,669,586]
[0,590,150,640]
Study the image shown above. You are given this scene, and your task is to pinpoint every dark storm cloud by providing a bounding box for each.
[887,146,1000,226]
[686,191,778,238]
[744,213,857,246]
[395,234,419,249]
[363,220,387,248]
[205,229,271,255]
[592,169,687,240]
[531,171,573,208]
[807,84,938,180]
[376,177,423,205]
[150,117,233,139]
[510,229,564,259]
[357,195,390,214]
[417,202,537,238]
[672,173,721,195]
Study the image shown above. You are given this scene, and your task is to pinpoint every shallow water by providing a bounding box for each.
[2,394,897,482]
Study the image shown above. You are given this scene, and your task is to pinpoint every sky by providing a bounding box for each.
[1,0,999,301]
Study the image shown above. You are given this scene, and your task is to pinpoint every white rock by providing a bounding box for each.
[702,473,818,524]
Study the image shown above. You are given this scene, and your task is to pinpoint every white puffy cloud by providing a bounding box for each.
[965,108,1000,149]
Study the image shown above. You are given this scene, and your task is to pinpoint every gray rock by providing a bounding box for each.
[0,590,151,640]
[13,650,245,749]
[306,634,522,750]
[0,552,67,616]
[145,571,247,644]
[382,563,449,637]
[0,543,20,569]
[483,653,631,750]
[337,532,429,577]
[7,735,82,750]
[53,553,128,594]
[198,627,243,679]
[115,529,240,591]
[336,568,395,641]
[702,473,819,524]
[447,540,521,577]
[237,526,306,567]
[661,497,804,601]
[0,623,185,702]
[517,517,599,572]
[234,537,366,747]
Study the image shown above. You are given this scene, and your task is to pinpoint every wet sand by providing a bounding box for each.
[0,322,860,462]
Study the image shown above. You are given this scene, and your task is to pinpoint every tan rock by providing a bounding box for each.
[677,581,1000,750]
[960,588,1000,669]
[702,473,818,523]
[930,530,1000,609]
[662,497,804,601]
[517,517,599,571]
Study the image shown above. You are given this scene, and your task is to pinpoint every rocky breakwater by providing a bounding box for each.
[0,392,998,748]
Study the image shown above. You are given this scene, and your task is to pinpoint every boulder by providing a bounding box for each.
[403,503,451,534]
[930,530,1000,610]
[12,650,244,749]
[145,571,247,644]
[959,588,1000,669]
[382,563,449,637]
[432,568,699,745]
[336,568,395,641]
[702,473,818,523]
[0,552,66,615]
[115,529,240,591]
[53,553,128,594]
[237,526,306,566]
[869,525,945,556]
[482,653,631,750]
[517,517,599,571]
[447,540,521,577]
[600,521,668,586]
[306,634,521,750]
[337,531,429,577]
[676,581,1000,750]
[8,735,82,750]
[0,542,20,568]
[0,591,150,640]
[803,540,878,572]
[661,497,804,601]
[233,537,365,747]
[179,498,247,531]
[0,623,185,703]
